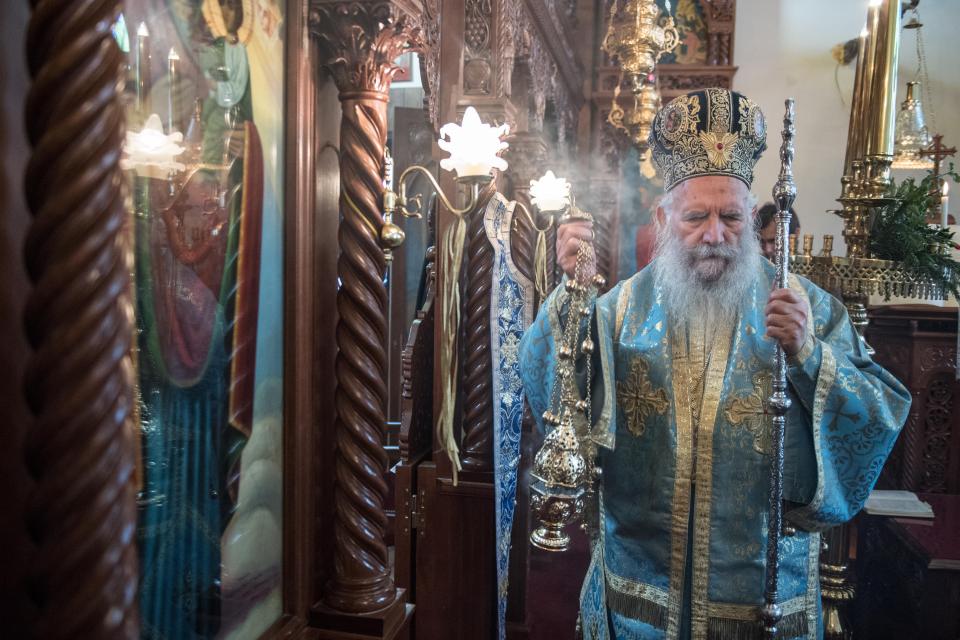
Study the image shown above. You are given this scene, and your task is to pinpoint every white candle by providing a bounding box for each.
[135,22,150,113]
[942,181,950,226]
[167,48,179,135]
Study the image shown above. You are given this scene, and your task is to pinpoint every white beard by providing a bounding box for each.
[652,221,761,329]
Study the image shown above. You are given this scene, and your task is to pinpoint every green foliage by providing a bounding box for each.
[869,165,960,299]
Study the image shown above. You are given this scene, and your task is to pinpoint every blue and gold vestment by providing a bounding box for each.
[519,260,910,640]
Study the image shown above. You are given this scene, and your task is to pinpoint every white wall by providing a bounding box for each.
[734,0,960,253]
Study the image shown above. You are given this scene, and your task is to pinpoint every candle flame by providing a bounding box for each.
[944,182,951,196]
[168,47,179,61]
[137,22,149,37]
[868,0,882,7]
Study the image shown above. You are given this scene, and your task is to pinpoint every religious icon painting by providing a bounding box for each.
[119,1,286,638]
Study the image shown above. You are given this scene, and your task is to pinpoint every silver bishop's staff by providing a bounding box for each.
[760,99,798,639]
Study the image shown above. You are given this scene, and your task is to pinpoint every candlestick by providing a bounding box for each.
[167,48,180,135]
[858,3,881,159]
[844,25,870,174]
[868,0,901,159]
[943,181,950,227]
[135,22,151,114]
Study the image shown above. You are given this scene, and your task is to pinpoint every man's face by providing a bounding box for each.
[759,220,777,261]
[659,176,754,283]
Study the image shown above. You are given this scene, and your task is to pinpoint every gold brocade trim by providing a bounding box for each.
[605,572,669,630]
[615,279,631,339]
[705,610,807,640]
[594,298,616,450]
[724,371,773,455]
[605,567,812,639]
[618,357,669,438]
[666,327,695,639]
[707,596,807,621]
[690,314,737,640]
[606,570,670,606]
[805,532,821,640]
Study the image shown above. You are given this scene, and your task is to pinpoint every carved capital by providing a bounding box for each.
[505,132,549,189]
[703,0,735,24]
[310,1,424,94]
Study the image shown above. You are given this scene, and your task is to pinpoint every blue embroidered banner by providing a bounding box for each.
[485,194,536,640]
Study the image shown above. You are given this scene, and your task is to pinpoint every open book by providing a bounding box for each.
[864,490,935,518]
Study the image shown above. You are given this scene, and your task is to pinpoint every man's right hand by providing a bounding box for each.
[557,220,596,281]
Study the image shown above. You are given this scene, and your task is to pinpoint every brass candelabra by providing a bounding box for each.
[792,0,946,357]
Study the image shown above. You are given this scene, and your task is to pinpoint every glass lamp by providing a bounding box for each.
[438,106,509,180]
[380,107,510,482]
[529,170,571,213]
[121,113,186,179]
[383,106,508,231]
[892,81,934,169]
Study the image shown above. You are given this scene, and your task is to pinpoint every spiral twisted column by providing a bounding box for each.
[22,0,138,637]
[510,192,535,287]
[460,180,498,472]
[505,132,548,300]
[311,1,422,615]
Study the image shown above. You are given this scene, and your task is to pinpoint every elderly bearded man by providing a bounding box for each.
[519,89,910,640]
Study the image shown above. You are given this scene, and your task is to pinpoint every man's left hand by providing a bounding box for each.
[765,288,808,357]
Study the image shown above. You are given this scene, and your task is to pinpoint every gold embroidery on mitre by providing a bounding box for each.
[617,357,668,438]
[699,131,740,168]
[724,371,772,455]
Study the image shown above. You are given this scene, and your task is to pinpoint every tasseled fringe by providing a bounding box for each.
[534,227,550,301]
[605,588,667,631]
[706,609,808,640]
[437,213,467,485]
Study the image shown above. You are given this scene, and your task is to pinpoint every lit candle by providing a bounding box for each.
[167,48,180,135]
[943,181,950,227]
[135,22,151,113]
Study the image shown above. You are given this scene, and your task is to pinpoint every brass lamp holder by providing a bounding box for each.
[381,165,493,260]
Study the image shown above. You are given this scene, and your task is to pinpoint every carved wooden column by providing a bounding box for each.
[460,180,498,473]
[22,1,138,638]
[703,0,736,67]
[310,1,421,626]
[506,132,550,300]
